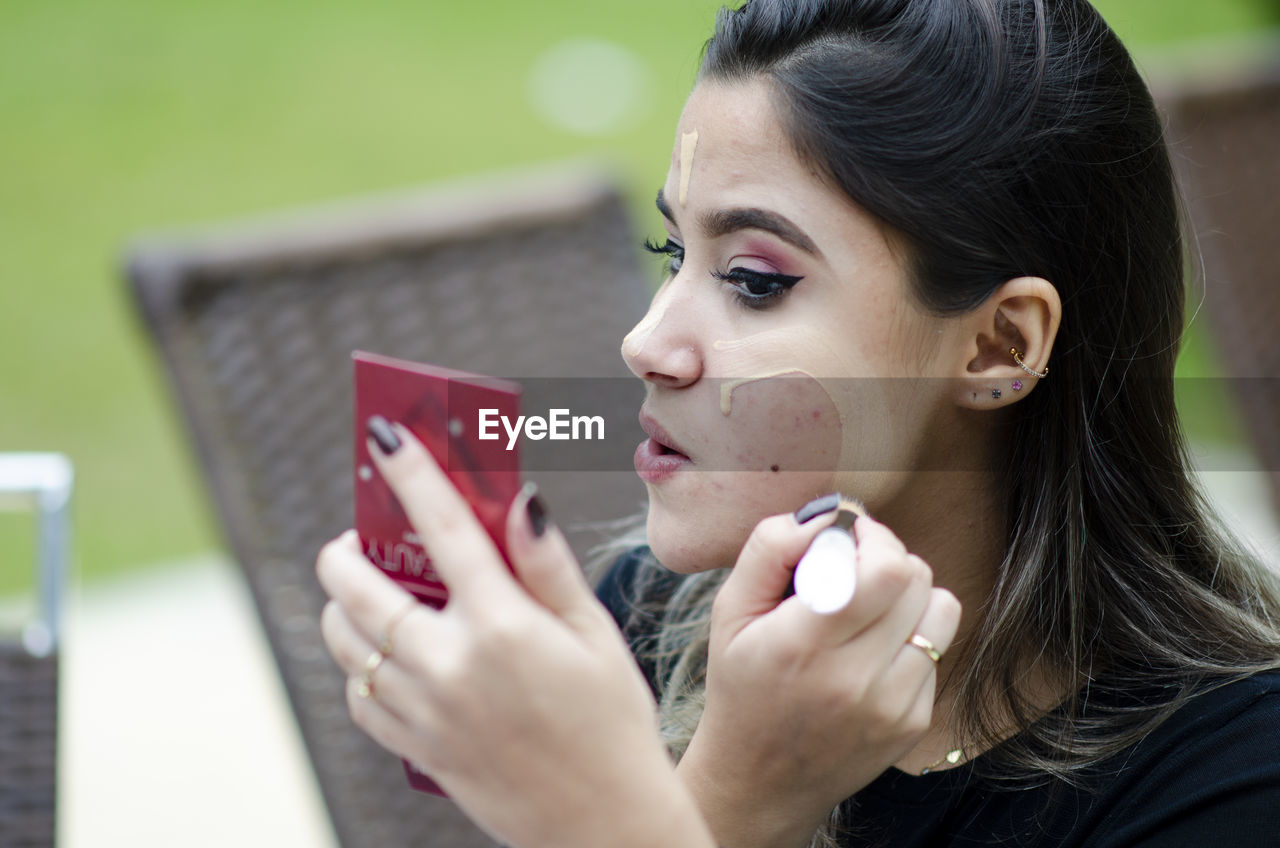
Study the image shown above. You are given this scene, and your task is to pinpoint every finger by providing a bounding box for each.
[879,586,962,735]
[895,585,962,672]
[775,517,919,645]
[345,675,444,778]
[322,599,422,719]
[316,528,436,650]
[852,514,907,556]
[503,483,602,632]
[716,511,841,630]
[853,553,934,662]
[365,418,518,602]
[320,599,378,676]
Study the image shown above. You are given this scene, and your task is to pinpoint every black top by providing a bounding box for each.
[596,549,1280,846]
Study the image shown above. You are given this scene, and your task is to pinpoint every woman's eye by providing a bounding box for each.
[642,237,684,275]
[714,268,803,310]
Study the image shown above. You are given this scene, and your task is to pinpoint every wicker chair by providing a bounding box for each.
[0,453,71,848]
[1154,38,1280,514]
[125,164,651,848]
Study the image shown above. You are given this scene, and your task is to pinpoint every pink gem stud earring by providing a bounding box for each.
[1012,380,1023,391]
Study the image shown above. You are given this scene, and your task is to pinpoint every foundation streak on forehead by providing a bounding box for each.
[679,130,699,206]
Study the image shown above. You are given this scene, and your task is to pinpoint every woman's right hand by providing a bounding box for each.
[677,508,961,848]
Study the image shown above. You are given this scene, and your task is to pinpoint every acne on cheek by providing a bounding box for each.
[735,406,829,471]
[717,375,843,474]
[710,326,869,477]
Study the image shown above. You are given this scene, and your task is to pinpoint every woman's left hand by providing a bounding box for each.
[316,421,715,848]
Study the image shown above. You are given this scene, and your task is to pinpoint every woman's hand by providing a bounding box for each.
[316,420,716,848]
[678,508,962,848]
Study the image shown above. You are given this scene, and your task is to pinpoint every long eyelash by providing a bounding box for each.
[712,268,803,310]
[641,236,669,255]
[641,239,802,310]
[642,236,683,277]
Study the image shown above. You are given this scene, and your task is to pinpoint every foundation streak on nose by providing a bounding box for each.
[622,282,676,361]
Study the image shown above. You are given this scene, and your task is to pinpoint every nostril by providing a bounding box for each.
[646,371,695,388]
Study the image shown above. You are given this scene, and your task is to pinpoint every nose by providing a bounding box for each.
[621,280,703,388]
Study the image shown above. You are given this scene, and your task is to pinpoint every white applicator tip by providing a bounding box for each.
[793,526,857,614]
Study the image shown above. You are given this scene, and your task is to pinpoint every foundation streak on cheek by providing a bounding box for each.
[719,369,810,416]
[714,327,865,475]
[679,130,699,206]
[715,372,844,476]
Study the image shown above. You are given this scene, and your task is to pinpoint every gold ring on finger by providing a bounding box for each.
[908,633,943,664]
[355,650,385,699]
[376,599,419,658]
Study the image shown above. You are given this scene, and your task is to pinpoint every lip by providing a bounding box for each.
[638,409,690,457]
[635,409,693,484]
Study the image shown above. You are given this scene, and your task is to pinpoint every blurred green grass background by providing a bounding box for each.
[1,0,1275,594]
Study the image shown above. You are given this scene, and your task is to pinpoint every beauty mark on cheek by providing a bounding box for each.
[716,373,845,476]
[679,130,699,206]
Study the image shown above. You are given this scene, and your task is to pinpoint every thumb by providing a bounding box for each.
[715,508,840,633]
[504,483,598,629]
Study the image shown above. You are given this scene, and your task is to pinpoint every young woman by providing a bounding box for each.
[316,1,1280,846]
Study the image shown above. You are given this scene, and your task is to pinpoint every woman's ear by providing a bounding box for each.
[950,276,1061,409]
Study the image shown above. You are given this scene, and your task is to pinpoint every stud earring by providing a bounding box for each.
[992,388,1002,399]
[1012,380,1024,391]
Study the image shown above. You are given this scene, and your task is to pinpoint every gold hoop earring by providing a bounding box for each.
[1010,348,1049,379]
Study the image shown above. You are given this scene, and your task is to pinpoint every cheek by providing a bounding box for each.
[646,375,843,574]
[717,374,843,472]
[647,467,838,574]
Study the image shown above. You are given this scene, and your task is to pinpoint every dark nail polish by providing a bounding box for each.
[524,483,550,538]
[367,415,402,456]
[795,492,840,524]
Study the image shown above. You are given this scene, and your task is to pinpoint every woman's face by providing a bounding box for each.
[623,79,960,573]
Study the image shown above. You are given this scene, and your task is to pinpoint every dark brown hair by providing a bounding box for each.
[634,0,1280,830]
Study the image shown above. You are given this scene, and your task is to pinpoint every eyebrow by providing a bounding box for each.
[655,189,822,258]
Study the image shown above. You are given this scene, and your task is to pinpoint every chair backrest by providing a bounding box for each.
[0,453,71,848]
[126,164,651,848]
[1156,41,1280,513]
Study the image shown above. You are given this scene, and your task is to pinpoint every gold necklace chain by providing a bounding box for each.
[919,747,964,776]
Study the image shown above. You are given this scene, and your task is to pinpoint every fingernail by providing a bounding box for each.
[795,492,840,524]
[367,415,402,456]
[523,481,550,538]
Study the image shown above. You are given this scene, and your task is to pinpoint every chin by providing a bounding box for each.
[642,470,838,574]
[643,487,750,574]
